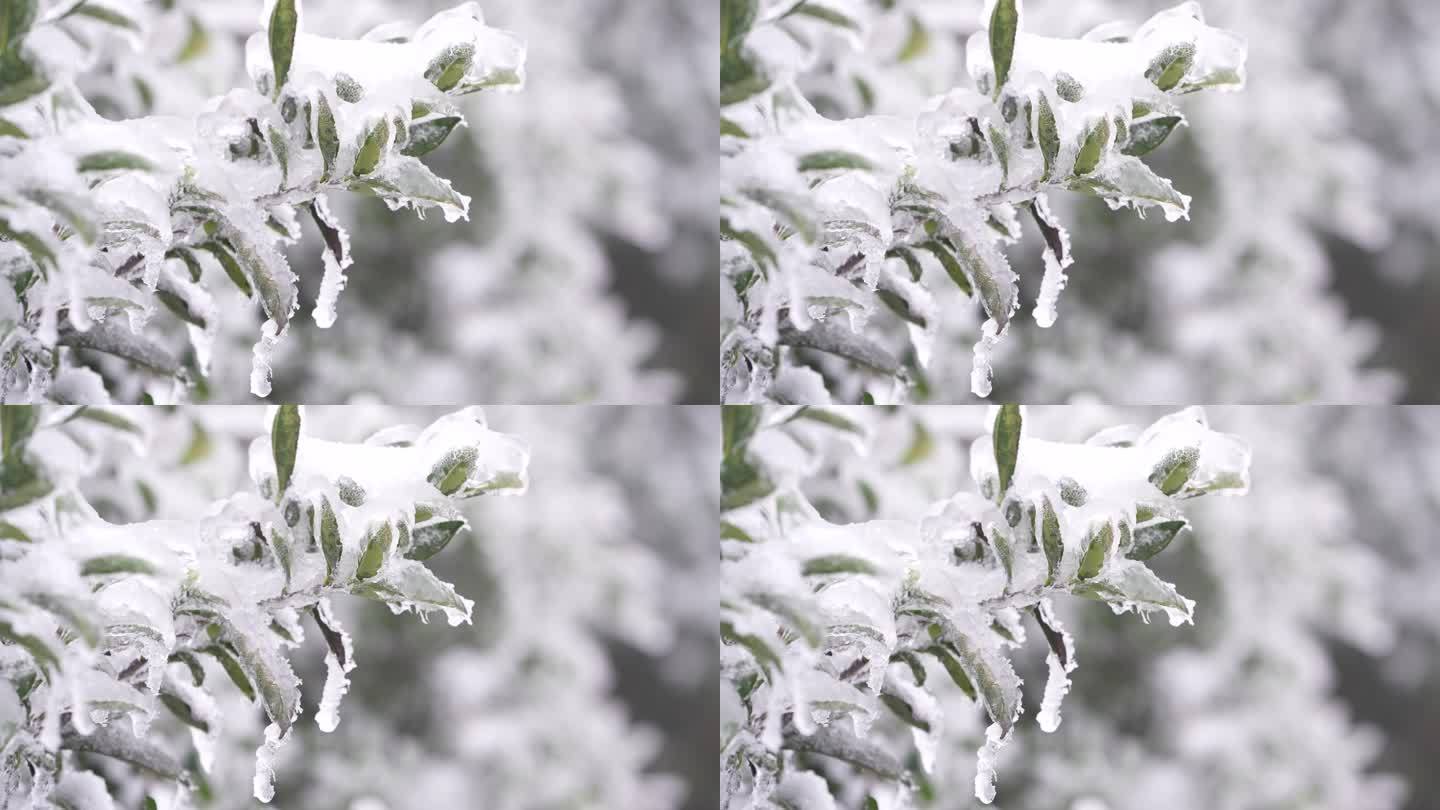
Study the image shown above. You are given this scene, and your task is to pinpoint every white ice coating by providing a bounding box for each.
[1035,600,1077,733]
[1031,195,1074,328]
[315,598,356,733]
[973,722,1007,804]
[971,318,1003,397]
[310,195,353,329]
[250,319,283,397]
[252,722,288,802]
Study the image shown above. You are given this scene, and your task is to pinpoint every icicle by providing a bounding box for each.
[973,722,1008,804]
[970,319,1003,397]
[252,723,289,802]
[314,599,356,733]
[310,196,353,329]
[1036,599,1077,733]
[1031,195,1074,328]
[249,320,283,397]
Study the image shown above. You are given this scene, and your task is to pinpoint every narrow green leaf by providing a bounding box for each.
[1073,117,1109,175]
[318,496,341,584]
[268,0,297,95]
[897,15,929,63]
[802,554,877,576]
[1128,519,1187,561]
[1036,92,1058,179]
[353,118,389,176]
[1038,495,1062,584]
[1,405,37,461]
[406,519,465,561]
[201,645,255,702]
[988,0,1019,95]
[1146,42,1195,91]
[427,446,477,496]
[1123,115,1182,157]
[721,620,781,676]
[355,521,393,580]
[402,116,461,157]
[797,150,873,172]
[76,151,154,173]
[917,239,973,296]
[81,554,156,576]
[271,405,300,497]
[198,241,252,298]
[1148,446,1198,495]
[1077,521,1113,579]
[1,0,38,52]
[425,42,475,92]
[316,93,338,180]
[923,643,976,699]
[160,691,209,732]
[721,0,758,52]
[993,404,1021,493]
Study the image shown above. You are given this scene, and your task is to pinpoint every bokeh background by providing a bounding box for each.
[74,0,716,403]
[71,404,717,810]
[780,404,1440,810]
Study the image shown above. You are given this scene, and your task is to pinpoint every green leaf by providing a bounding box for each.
[0,520,30,541]
[406,518,465,561]
[1148,446,1198,495]
[198,241,253,298]
[897,15,929,63]
[1128,518,1187,561]
[790,2,859,30]
[1123,115,1182,157]
[1146,41,1195,91]
[76,151,154,173]
[802,554,877,576]
[402,116,462,157]
[797,150,873,172]
[993,404,1021,494]
[720,117,747,138]
[721,621,782,676]
[988,0,1018,95]
[923,643,976,699]
[425,42,475,92]
[355,521,393,580]
[721,457,774,511]
[352,560,471,621]
[1,404,37,461]
[1055,71,1084,102]
[333,72,363,103]
[80,554,156,576]
[1076,521,1114,579]
[69,3,139,31]
[1073,117,1109,176]
[1038,495,1062,584]
[175,14,208,63]
[160,691,209,732]
[316,93,339,180]
[720,521,754,542]
[335,475,365,507]
[200,645,254,702]
[917,239,973,296]
[317,496,341,584]
[267,0,297,94]
[722,406,761,459]
[721,0,758,53]
[1035,92,1058,180]
[0,50,47,107]
[353,118,389,176]
[270,405,300,497]
[427,446,477,496]
[1,0,38,52]
[880,690,930,731]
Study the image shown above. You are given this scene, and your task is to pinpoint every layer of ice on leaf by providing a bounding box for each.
[250,319,284,397]
[1035,599,1076,733]
[310,195,352,328]
[314,599,355,733]
[252,722,288,803]
[1031,195,1073,328]
[973,722,1008,804]
[971,318,1003,397]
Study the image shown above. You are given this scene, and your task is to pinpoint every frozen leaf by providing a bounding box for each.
[267,0,299,94]
[271,405,301,497]
[987,0,1020,94]
[993,405,1022,494]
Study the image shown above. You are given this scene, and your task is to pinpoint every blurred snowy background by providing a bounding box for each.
[22,404,718,810]
[729,0,1440,402]
[745,404,1440,810]
[59,0,716,403]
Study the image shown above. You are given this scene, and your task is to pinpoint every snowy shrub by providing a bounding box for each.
[720,404,1251,807]
[720,0,1247,403]
[0,0,525,402]
[0,404,530,806]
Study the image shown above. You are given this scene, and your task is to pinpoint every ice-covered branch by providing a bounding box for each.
[720,404,1251,807]
[0,1,525,401]
[720,0,1246,402]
